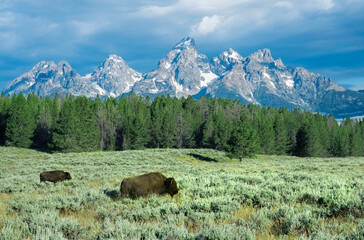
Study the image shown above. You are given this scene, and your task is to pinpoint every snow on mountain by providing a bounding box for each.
[90,54,142,96]
[133,36,218,97]
[3,37,364,117]
[3,55,142,98]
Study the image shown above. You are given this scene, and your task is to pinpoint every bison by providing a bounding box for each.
[120,172,178,198]
[40,170,72,183]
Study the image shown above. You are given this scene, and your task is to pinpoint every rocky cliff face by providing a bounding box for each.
[3,37,364,117]
[133,37,218,98]
[3,55,142,98]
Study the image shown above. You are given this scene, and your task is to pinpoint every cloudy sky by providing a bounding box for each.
[1,0,364,91]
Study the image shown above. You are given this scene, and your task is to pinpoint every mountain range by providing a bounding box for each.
[3,37,364,118]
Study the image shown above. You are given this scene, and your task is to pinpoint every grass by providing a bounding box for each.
[0,147,363,239]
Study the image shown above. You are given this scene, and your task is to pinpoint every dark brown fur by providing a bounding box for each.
[120,172,178,198]
[40,170,72,183]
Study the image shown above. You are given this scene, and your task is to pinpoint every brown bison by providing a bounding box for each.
[120,172,178,198]
[40,170,72,183]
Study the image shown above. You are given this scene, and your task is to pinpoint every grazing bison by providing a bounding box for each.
[40,170,72,183]
[120,172,178,198]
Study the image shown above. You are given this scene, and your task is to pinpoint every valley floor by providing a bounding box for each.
[0,147,363,239]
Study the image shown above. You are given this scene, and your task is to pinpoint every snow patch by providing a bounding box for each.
[171,77,184,93]
[268,81,276,89]
[94,84,106,95]
[109,55,124,64]
[281,74,294,88]
[200,70,218,87]
[149,88,159,94]
[43,64,48,69]
[164,61,171,70]
[26,81,35,87]
[132,74,142,83]
[263,72,271,79]
[175,38,192,48]
[327,83,345,92]
[229,51,241,60]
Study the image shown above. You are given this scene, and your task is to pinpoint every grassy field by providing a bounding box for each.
[0,147,363,239]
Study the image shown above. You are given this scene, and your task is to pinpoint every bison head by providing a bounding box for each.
[65,172,72,180]
[165,178,178,197]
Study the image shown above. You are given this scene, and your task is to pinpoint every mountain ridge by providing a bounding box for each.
[3,37,364,118]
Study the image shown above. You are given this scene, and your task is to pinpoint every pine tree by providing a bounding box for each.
[257,113,275,154]
[74,96,100,151]
[228,117,260,159]
[5,94,36,148]
[202,115,214,148]
[213,112,231,151]
[0,93,11,146]
[51,97,78,152]
[349,126,364,156]
[149,96,165,148]
[96,97,117,150]
[32,97,54,149]
[273,113,291,155]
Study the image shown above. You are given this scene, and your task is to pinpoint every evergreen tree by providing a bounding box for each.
[96,97,117,150]
[0,93,11,146]
[273,113,291,155]
[213,112,231,151]
[74,96,100,151]
[32,97,54,149]
[149,96,165,148]
[349,126,364,156]
[257,113,275,154]
[227,116,260,159]
[51,97,78,152]
[294,119,323,157]
[202,115,215,148]
[5,94,36,148]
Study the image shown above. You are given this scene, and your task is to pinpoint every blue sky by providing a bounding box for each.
[1,0,364,91]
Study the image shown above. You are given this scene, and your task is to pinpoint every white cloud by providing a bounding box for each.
[312,0,335,10]
[274,1,294,9]
[191,15,222,36]
[70,20,105,37]
[0,11,13,27]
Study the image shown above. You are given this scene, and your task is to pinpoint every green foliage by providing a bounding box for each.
[0,93,364,158]
[228,118,260,159]
[5,94,36,148]
[51,96,99,152]
[0,147,363,239]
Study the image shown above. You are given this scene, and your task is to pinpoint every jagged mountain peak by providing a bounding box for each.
[99,54,127,68]
[105,54,124,62]
[211,48,244,75]
[249,48,274,63]
[222,48,244,61]
[274,58,285,68]
[56,61,74,73]
[90,54,142,96]
[32,60,56,71]
[3,38,364,118]
[173,36,196,49]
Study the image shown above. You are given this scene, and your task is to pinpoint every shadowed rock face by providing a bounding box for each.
[120,172,179,198]
[40,170,72,183]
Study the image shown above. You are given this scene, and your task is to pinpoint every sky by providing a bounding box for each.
[1,0,364,91]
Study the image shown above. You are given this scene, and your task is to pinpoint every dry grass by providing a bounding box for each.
[234,205,257,221]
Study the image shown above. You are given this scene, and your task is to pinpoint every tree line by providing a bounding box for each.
[0,92,363,158]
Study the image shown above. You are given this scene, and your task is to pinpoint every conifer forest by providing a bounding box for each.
[0,92,363,158]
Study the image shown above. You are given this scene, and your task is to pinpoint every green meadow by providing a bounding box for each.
[0,147,363,239]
